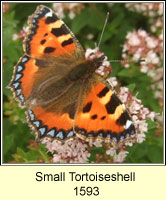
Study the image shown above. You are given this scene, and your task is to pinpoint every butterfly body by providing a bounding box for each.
[9,5,136,147]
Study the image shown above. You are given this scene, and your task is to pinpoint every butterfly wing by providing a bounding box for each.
[24,5,84,58]
[26,107,75,142]
[9,5,136,145]
[74,82,136,147]
[9,5,86,142]
[9,5,85,106]
[9,55,38,106]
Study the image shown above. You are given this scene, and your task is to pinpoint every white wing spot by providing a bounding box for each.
[45,10,53,17]
[124,120,132,129]
[122,104,126,109]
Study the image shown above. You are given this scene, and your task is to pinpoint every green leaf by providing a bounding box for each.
[12,143,50,163]
[126,83,136,92]
[71,9,103,34]
[146,118,158,130]
[147,145,163,163]
[126,143,149,163]
[71,10,89,33]
[3,119,34,163]
[118,67,142,78]
[108,12,124,37]
[3,10,23,95]
[89,146,106,162]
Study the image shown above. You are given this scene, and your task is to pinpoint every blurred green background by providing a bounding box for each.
[3,3,163,163]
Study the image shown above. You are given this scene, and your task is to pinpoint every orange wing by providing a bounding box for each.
[9,5,85,142]
[26,107,75,142]
[24,5,84,58]
[9,56,38,106]
[9,5,84,107]
[74,83,136,146]
[9,54,75,141]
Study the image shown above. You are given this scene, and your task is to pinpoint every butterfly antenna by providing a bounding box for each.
[97,12,110,48]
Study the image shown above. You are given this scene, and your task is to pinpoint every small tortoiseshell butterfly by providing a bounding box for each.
[9,5,136,148]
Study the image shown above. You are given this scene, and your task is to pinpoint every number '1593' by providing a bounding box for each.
[74,186,99,196]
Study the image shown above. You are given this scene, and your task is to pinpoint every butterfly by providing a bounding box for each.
[9,5,136,148]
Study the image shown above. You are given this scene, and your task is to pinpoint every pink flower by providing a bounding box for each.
[138,29,147,37]
[125,3,163,17]
[140,107,150,119]
[118,87,130,103]
[121,29,163,109]
[106,77,118,88]
[129,101,142,114]
[146,51,160,65]
[113,151,129,163]
[12,34,19,41]
[53,155,61,162]
[52,3,65,18]
[128,33,141,46]
[138,120,148,134]
[140,65,148,73]
[106,148,116,157]
[146,37,158,48]
[137,133,146,143]
[122,29,162,68]
[106,148,130,163]
[3,3,10,13]
[43,138,90,163]
[147,112,156,121]
[12,26,28,41]
[89,140,103,148]
[85,47,112,77]
[125,141,134,147]
[87,34,94,40]
[52,3,85,19]
[85,47,103,60]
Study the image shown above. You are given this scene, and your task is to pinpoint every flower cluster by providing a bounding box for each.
[12,26,28,41]
[125,3,163,37]
[106,148,129,163]
[122,29,162,71]
[150,17,163,36]
[42,138,90,163]
[3,3,10,13]
[52,3,85,19]
[121,29,163,108]
[125,3,163,17]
